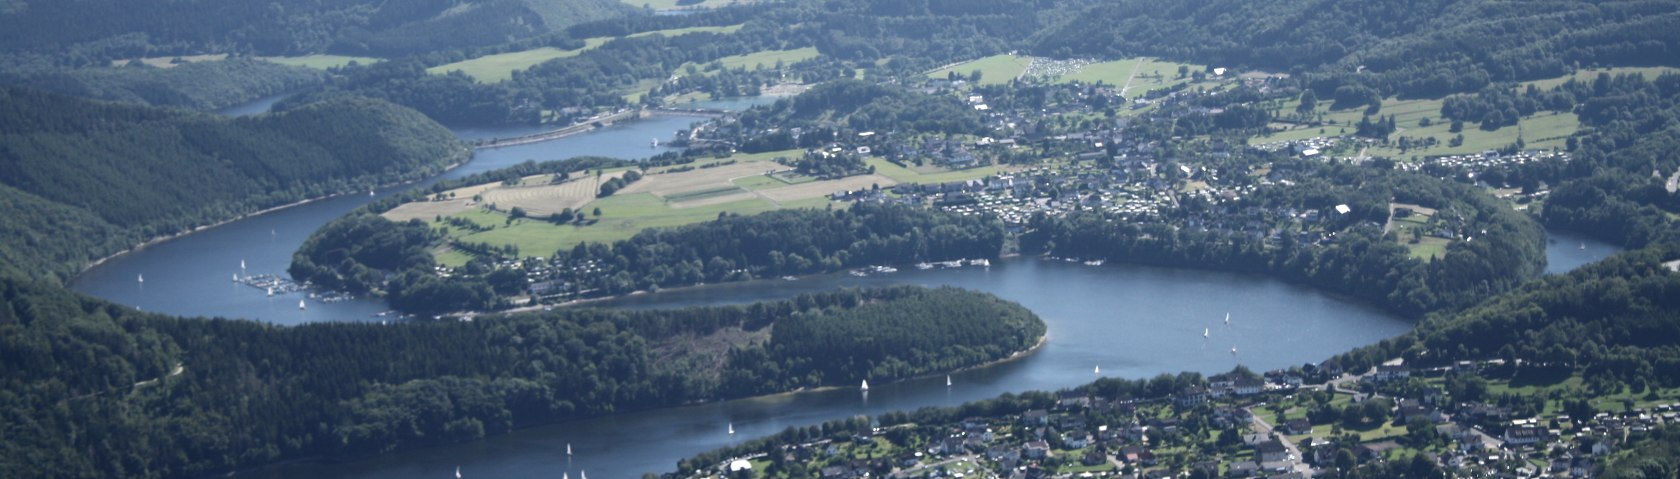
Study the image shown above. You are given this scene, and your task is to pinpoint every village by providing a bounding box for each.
[689,359,1668,479]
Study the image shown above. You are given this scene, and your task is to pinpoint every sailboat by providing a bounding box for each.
[1094,365,1101,375]
[1579,242,1587,251]
[728,422,735,435]
[266,287,273,297]
[298,299,307,310]
[566,443,572,456]
[455,466,461,478]
[860,379,870,391]
[1204,328,1210,338]
[580,470,587,479]
[1230,347,1238,355]
[1224,312,1230,325]
[232,273,239,282]
[946,375,952,387]
[137,273,144,283]
[240,259,246,271]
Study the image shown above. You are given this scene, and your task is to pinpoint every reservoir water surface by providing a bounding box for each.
[71,95,1617,478]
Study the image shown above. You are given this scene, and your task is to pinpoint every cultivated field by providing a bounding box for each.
[478,173,621,216]
[622,162,777,198]
[381,182,504,222]
[413,147,1017,263]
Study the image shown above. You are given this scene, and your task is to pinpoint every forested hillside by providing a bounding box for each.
[0,0,633,62]
[1032,0,1680,98]
[0,58,327,110]
[0,278,1042,478]
[1338,244,1680,393]
[0,88,468,281]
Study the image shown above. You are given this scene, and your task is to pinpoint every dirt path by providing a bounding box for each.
[1119,58,1146,98]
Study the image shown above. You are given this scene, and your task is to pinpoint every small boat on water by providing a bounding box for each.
[232,273,238,282]
[455,466,461,478]
[861,379,870,391]
[240,259,245,270]
[1094,365,1100,375]
[1579,242,1586,250]
[728,422,735,435]
[1204,328,1209,338]
[1224,312,1230,325]
[946,375,952,387]
[266,287,273,297]
[566,443,572,456]
[1231,347,1238,355]
[298,300,306,310]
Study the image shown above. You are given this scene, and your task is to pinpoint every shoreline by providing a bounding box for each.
[73,152,470,280]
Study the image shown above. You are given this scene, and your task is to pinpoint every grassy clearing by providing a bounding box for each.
[1262,93,1579,157]
[1523,66,1680,90]
[627,24,743,39]
[111,54,229,68]
[439,193,831,258]
[427,39,610,82]
[663,185,746,202]
[705,47,819,72]
[732,174,787,191]
[926,54,1032,86]
[865,157,1014,184]
[261,54,381,70]
[1123,58,1212,98]
[620,0,754,9]
[1057,58,1141,86]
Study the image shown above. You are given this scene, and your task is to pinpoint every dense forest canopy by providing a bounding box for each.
[0,87,468,282]
[1032,0,1680,99]
[0,0,633,61]
[0,277,1041,478]
[0,58,327,111]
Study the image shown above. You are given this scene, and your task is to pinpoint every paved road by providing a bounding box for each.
[1247,408,1314,478]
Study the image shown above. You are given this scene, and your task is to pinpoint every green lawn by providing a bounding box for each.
[663,185,746,202]
[926,54,1032,85]
[865,157,1012,184]
[427,38,610,82]
[260,54,381,69]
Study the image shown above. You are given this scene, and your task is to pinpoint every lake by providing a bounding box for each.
[73,95,1619,478]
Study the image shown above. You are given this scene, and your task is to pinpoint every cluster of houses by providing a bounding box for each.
[697,359,1670,479]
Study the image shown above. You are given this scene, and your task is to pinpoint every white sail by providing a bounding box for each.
[267,287,273,296]
[1231,347,1238,355]
[566,443,572,456]
[1204,328,1209,338]
[860,379,869,391]
[455,466,461,478]
[946,375,952,387]
[137,274,144,283]
[233,274,238,282]
[240,259,246,270]
[728,422,735,435]
[1224,312,1230,325]
[298,299,306,310]
[581,470,587,479]
[1094,365,1100,375]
